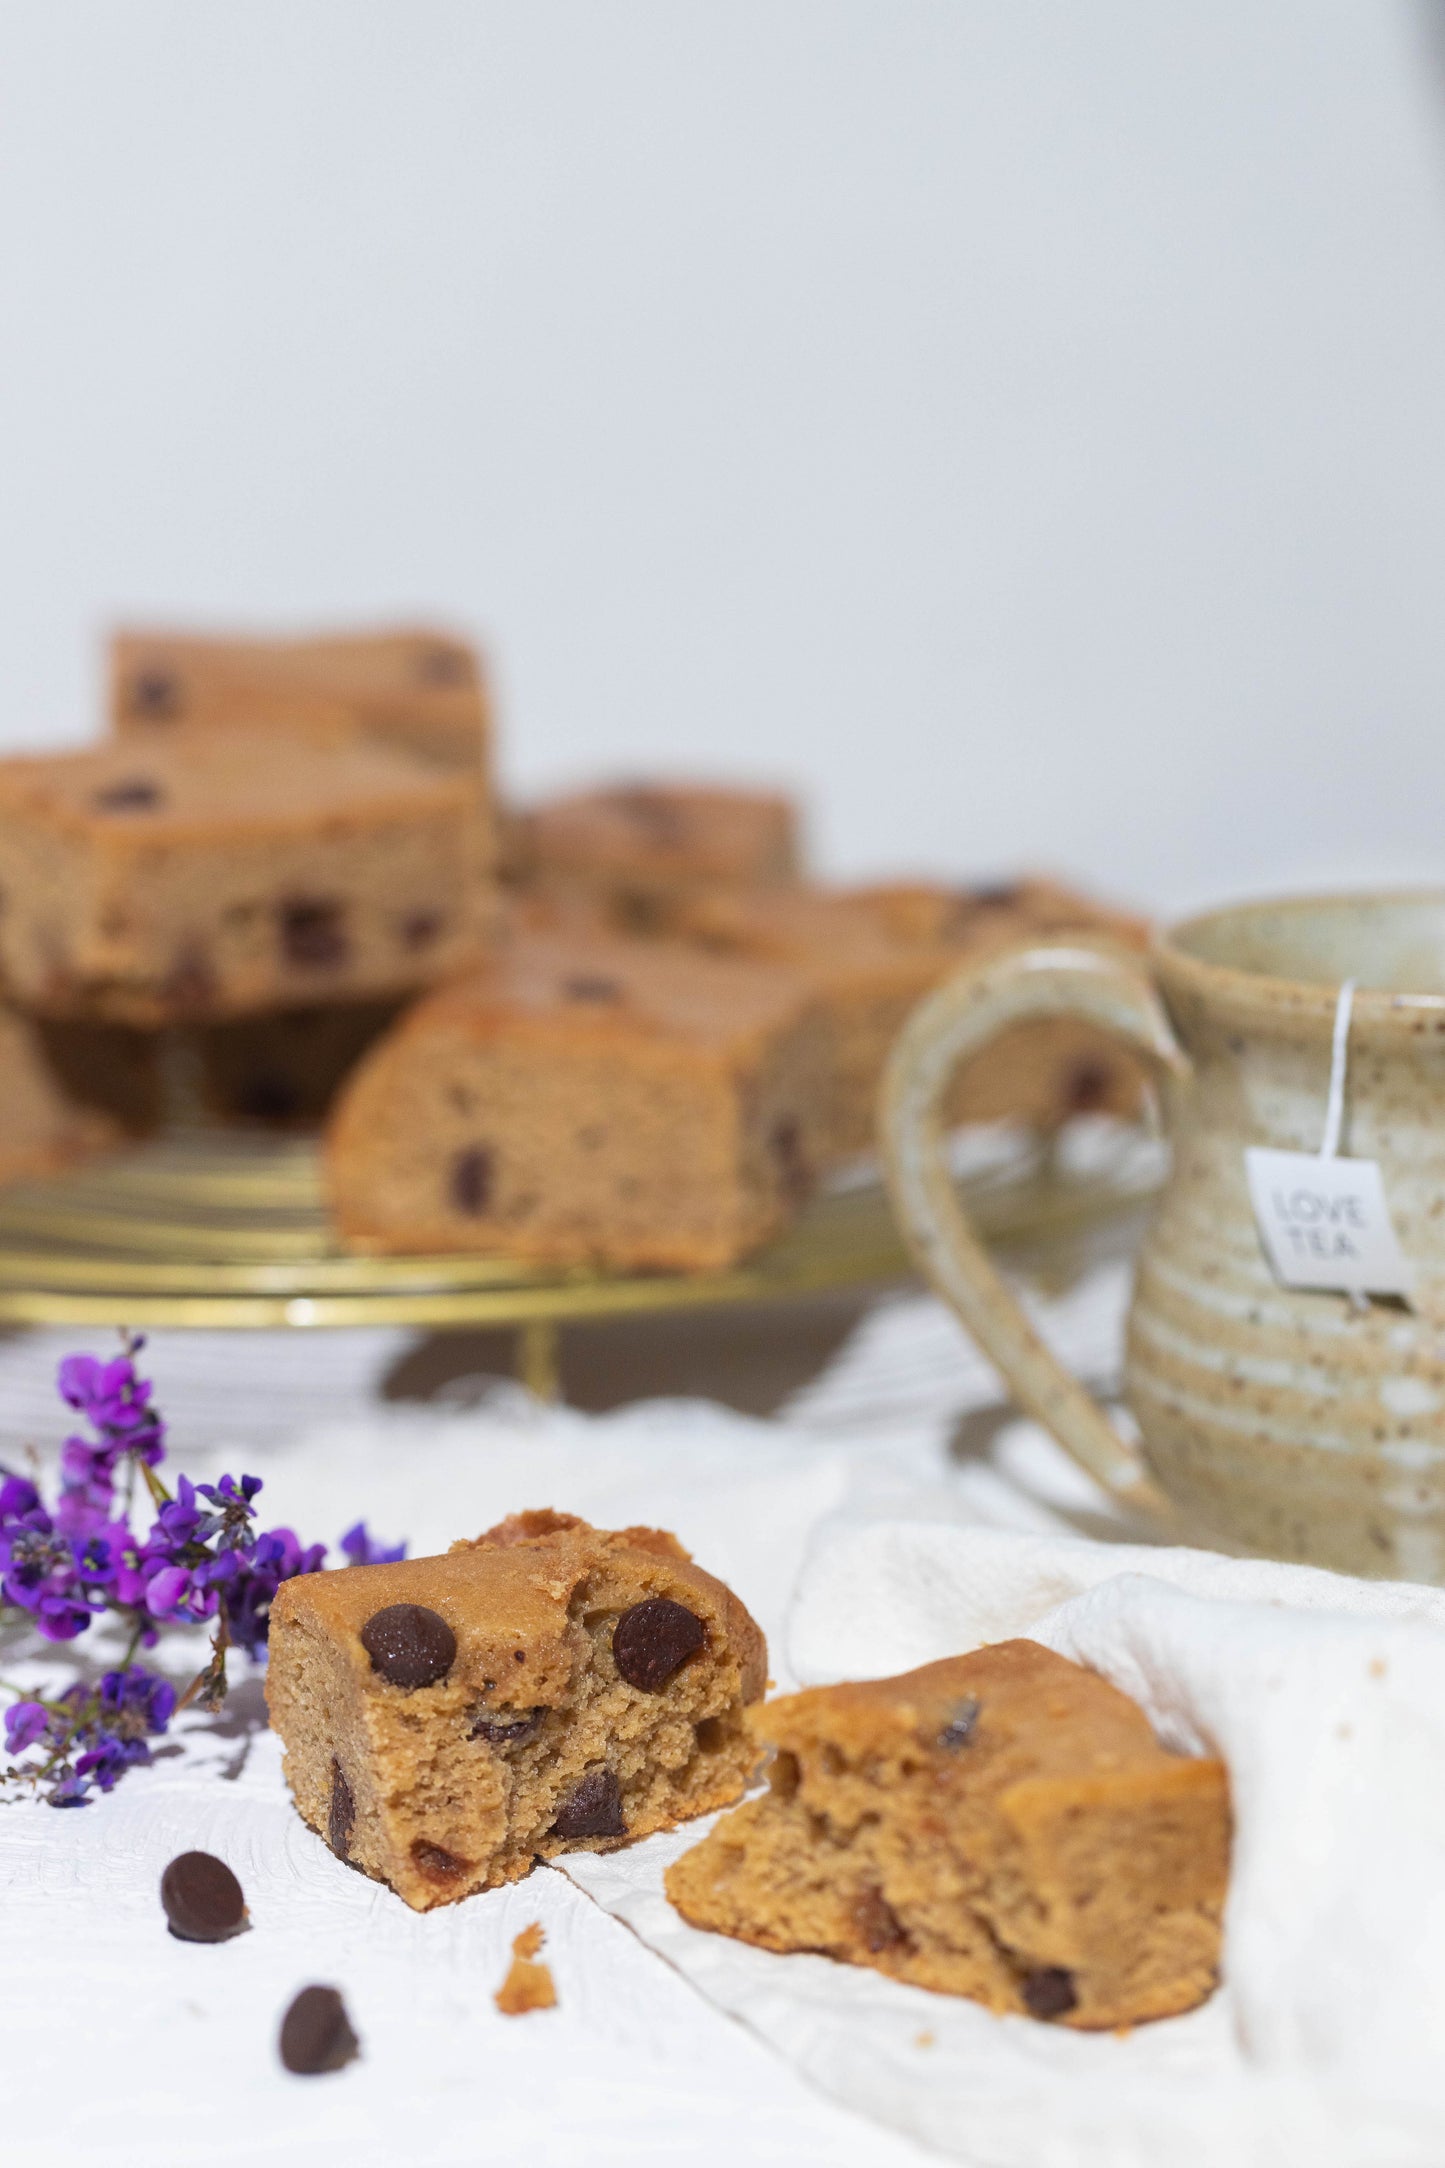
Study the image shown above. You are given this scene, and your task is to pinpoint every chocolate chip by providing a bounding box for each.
[160,1850,249,1942]
[411,1838,469,1881]
[399,908,442,951]
[563,974,623,1002]
[416,645,469,685]
[612,1598,705,1692]
[1022,1966,1077,2020]
[470,1708,542,1745]
[939,1696,980,1749]
[328,1759,355,1858]
[129,668,180,719]
[279,897,349,970]
[93,778,163,813]
[551,1766,625,1839]
[971,881,1023,909]
[278,1984,360,2075]
[449,1145,494,1216]
[768,1117,811,1207]
[854,1885,909,1954]
[359,1603,456,1688]
[1064,1059,1111,1113]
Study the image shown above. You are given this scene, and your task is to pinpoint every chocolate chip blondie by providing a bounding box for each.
[266,1509,766,1911]
[324,922,830,1269]
[0,729,493,1024]
[666,1640,1229,2028]
[111,624,491,773]
[517,781,800,932]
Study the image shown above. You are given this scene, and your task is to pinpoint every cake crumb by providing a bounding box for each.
[914,2030,934,2049]
[495,1924,557,2016]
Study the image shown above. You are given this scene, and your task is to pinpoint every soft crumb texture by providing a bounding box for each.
[675,876,1151,1158]
[0,728,493,1024]
[515,782,800,931]
[266,1510,766,1913]
[666,1641,1230,2030]
[111,624,492,774]
[323,923,832,1269]
[495,1924,556,2015]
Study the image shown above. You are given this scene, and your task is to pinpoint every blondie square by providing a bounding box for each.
[0,729,493,1025]
[324,923,830,1269]
[111,624,491,773]
[677,877,1150,1158]
[266,1509,766,1912]
[518,781,800,931]
[666,1640,1229,2028]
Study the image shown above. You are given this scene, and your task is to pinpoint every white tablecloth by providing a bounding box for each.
[0,1254,1144,2168]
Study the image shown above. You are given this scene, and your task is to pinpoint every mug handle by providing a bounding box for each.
[878,940,1191,1518]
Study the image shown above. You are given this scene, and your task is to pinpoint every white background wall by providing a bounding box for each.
[3,2,1445,916]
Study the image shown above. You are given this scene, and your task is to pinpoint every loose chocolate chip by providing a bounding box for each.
[160,1850,249,1942]
[129,669,180,719]
[93,778,163,813]
[279,897,349,970]
[449,1145,494,1216]
[1022,1966,1078,2020]
[359,1602,456,1688]
[939,1696,981,1750]
[278,1984,360,2075]
[328,1758,355,1858]
[854,1885,909,1954]
[563,973,623,1003]
[1064,1060,1111,1114]
[768,1117,812,1207]
[411,1838,470,1880]
[551,1766,626,1840]
[470,1708,542,1745]
[612,1598,705,1692]
[416,645,469,685]
[398,908,442,951]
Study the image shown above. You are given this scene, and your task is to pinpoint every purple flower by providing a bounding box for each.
[4,1700,50,1754]
[339,1521,407,1568]
[0,1472,40,1524]
[56,1350,165,1462]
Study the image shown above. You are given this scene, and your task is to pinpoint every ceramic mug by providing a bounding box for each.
[879,891,1445,1581]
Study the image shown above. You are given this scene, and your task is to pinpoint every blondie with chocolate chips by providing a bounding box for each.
[0,728,492,1025]
[266,1510,765,1911]
[324,922,830,1269]
[666,1640,1229,2028]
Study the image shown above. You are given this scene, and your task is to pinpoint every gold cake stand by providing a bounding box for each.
[0,1124,1163,1396]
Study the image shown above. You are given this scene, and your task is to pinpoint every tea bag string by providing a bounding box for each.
[1319,978,1356,1161]
[1320,978,1368,1312]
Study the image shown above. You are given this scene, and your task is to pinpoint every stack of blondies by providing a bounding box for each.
[0,625,1147,1270]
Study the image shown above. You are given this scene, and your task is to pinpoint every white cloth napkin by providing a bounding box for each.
[567,1522,1445,2168]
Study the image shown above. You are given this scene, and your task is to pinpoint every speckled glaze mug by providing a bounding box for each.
[880,892,1445,1581]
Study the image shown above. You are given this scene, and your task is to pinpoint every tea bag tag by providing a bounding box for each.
[1244,980,1414,1301]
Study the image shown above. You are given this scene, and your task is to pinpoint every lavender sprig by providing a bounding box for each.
[0,1335,403,1803]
